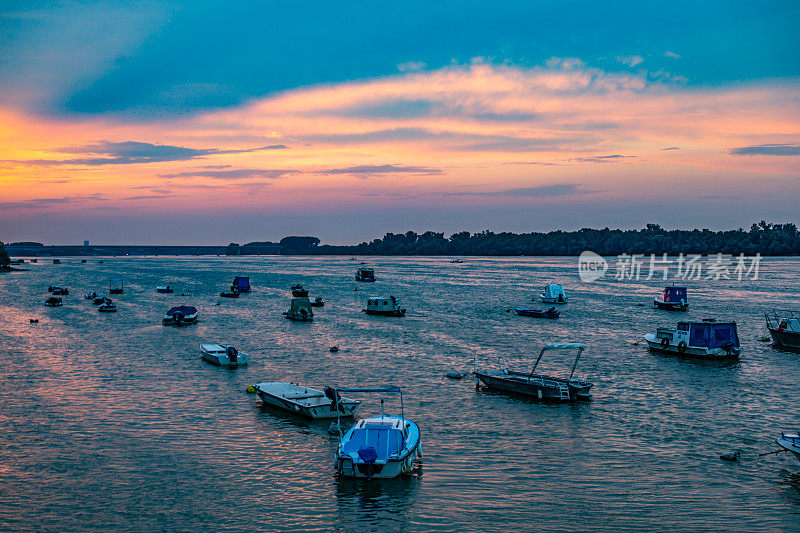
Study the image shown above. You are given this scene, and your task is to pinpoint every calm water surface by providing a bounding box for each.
[1,256,799,532]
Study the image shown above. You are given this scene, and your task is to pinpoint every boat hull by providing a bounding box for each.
[539,297,566,304]
[515,309,559,318]
[654,298,688,311]
[364,309,405,317]
[644,335,739,359]
[768,328,800,351]
[776,436,800,462]
[474,371,591,401]
[163,316,198,326]
[201,352,249,367]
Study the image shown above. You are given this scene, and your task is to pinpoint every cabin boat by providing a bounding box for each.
[253,382,359,419]
[231,276,251,293]
[765,310,800,351]
[51,286,69,295]
[515,307,559,319]
[200,343,248,367]
[474,343,592,401]
[654,286,688,311]
[84,292,98,300]
[163,305,198,326]
[356,268,375,282]
[109,278,124,294]
[540,284,567,304]
[220,289,239,298]
[310,297,325,307]
[334,387,421,479]
[98,301,117,312]
[44,297,63,307]
[364,296,405,317]
[776,432,800,462]
[645,320,740,359]
[284,297,314,321]
[156,285,173,294]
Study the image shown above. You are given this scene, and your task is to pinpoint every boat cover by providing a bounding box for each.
[542,284,566,299]
[342,425,404,460]
[688,322,739,348]
[232,276,250,290]
[166,305,197,316]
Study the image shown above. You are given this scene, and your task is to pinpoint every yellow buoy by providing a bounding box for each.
[246,385,256,394]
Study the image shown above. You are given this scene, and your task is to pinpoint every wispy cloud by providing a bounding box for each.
[664,51,681,59]
[442,183,598,198]
[617,55,644,67]
[661,146,680,150]
[730,144,800,156]
[318,164,444,177]
[0,194,106,209]
[570,154,635,163]
[161,168,296,180]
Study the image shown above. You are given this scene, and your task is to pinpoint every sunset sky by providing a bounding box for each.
[1,1,798,244]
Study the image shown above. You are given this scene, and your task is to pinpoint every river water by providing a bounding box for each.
[1,256,798,532]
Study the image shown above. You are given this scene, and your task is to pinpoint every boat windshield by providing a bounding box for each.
[342,426,404,459]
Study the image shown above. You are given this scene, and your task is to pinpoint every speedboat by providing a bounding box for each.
[654,285,688,311]
[364,296,405,317]
[44,297,63,307]
[156,285,173,294]
[310,297,325,307]
[220,289,239,298]
[109,278,124,294]
[765,310,800,351]
[284,297,314,321]
[162,305,198,326]
[231,276,251,293]
[356,268,375,282]
[253,382,359,419]
[98,301,117,312]
[200,343,248,367]
[540,284,567,304]
[334,387,421,479]
[776,432,800,462]
[474,343,592,401]
[515,307,559,319]
[645,320,740,359]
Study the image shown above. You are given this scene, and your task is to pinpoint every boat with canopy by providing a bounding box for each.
[540,284,567,304]
[654,285,688,311]
[474,343,592,401]
[645,320,740,359]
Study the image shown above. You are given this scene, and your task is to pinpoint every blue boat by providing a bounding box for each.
[515,307,559,319]
[654,285,688,311]
[334,387,422,479]
[231,276,251,293]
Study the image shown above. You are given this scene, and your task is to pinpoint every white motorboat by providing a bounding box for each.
[334,387,422,479]
[645,320,740,359]
[98,301,117,312]
[363,296,405,317]
[200,343,248,367]
[156,285,173,294]
[776,431,800,462]
[765,310,800,351]
[540,284,567,304]
[253,382,360,419]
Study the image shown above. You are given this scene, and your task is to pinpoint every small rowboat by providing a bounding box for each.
[515,307,559,319]
[253,382,359,419]
[200,343,248,367]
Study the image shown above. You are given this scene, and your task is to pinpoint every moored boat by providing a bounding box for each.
[515,307,559,319]
[291,286,309,297]
[284,297,314,321]
[220,289,239,298]
[474,343,592,401]
[231,276,251,293]
[109,278,124,294]
[98,300,117,312]
[765,310,800,351]
[334,387,421,479]
[776,431,800,462]
[84,291,98,300]
[156,285,173,293]
[253,382,359,419]
[356,268,375,282]
[51,286,69,295]
[645,320,740,359]
[163,305,198,326]
[310,297,325,307]
[540,284,567,304]
[200,343,248,367]
[364,296,405,317]
[44,296,63,307]
[92,296,107,305]
[654,285,688,311]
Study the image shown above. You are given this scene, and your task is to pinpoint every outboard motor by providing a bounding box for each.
[173,311,184,325]
[226,346,238,366]
[324,386,343,411]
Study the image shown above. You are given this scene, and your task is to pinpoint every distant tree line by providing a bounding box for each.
[308,222,800,256]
